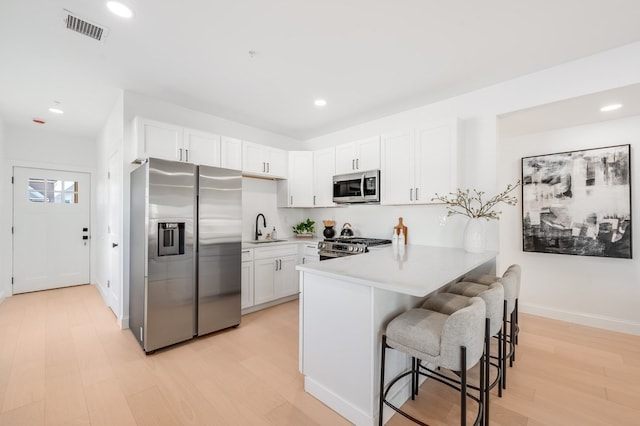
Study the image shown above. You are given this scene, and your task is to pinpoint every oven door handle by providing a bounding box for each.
[360,173,365,199]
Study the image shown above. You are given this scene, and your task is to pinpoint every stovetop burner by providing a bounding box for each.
[324,237,392,247]
[317,237,393,260]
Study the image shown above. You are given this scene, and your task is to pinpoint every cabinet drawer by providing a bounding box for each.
[254,244,298,260]
[302,243,319,256]
[241,249,253,262]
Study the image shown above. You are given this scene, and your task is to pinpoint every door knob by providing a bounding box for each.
[112,243,119,248]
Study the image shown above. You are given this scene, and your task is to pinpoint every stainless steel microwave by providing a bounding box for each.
[333,170,380,204]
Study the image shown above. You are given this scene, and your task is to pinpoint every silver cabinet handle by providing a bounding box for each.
[185,149,189,162]
[352,159,355,170]
[356,158,359,170]
[242,250,250,253]
[415,187,419,201]
[262,162,265,172]
[290,196,293,205]
[179,148,183,161]
[267,162,270,173]
[313,195,316,205]
[279,259,282,270]
[275,259,279,271]
[410,188,413,201]
[306,245,315,248]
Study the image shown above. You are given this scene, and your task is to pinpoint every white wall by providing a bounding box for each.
[0,117,6,300]
[95,93,124,321]
[498,116,640,334]
[302,41,640,333]
[242,178,303,241]
[0,124,98,298]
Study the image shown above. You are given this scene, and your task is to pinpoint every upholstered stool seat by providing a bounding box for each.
[422,282,504,423]
[453,266,520,389]
[464,265,521,347]
[379,297,486,426]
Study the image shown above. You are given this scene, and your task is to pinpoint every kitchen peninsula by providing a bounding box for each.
[296,245,497,426]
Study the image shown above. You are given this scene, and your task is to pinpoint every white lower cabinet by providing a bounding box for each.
[241,249,254,310]
[241,261,254,309]
[251,244,299,307]
[300,242,320,264]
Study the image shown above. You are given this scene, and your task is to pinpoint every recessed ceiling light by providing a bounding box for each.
[600,103,622,112]
[314,99,327,107]
[48,101,64,114]
[106,1,134,18]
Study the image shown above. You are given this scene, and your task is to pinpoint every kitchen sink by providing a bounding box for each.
[245,239,288,244]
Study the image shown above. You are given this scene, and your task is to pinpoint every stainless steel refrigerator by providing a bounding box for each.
[130,158,241,353]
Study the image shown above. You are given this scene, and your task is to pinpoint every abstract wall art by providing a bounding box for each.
[521,144,632,259]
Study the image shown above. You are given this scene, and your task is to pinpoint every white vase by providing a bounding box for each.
[463,218,487,253]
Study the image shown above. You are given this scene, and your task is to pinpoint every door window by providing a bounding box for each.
[28,178,79,204]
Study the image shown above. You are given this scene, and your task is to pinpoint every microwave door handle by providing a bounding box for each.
[360,174,365,199]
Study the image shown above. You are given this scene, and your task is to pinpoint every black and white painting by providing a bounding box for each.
[522,144,632,259]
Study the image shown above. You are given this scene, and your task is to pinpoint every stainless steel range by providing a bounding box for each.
[317,237,392,260]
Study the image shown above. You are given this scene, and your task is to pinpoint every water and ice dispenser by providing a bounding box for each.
[158,222,185,256]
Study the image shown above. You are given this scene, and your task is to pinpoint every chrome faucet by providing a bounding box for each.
[255,213,267,241]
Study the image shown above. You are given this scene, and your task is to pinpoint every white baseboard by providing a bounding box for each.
[241,294,299,315]
[120,316,129,330]
[520,303,640,336]
[304,377,373,426]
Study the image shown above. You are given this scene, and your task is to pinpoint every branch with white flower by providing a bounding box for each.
[432,181,520,220]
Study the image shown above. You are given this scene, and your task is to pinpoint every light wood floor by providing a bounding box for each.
[0,285,638,425]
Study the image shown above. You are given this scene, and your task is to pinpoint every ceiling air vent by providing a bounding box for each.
[63,9,109,41]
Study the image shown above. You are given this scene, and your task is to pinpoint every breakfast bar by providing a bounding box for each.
[296,245,497,426]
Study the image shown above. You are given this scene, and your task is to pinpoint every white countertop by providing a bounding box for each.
[242,238,321,249]
[296,245,497,297]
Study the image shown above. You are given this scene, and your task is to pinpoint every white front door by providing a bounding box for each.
[107,152,122,316]
[12,167,91,294]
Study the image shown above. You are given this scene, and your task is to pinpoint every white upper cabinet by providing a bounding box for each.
[135,117,183,162]
[335,136,381,174]
[134,117,234,168]
[381,119,458,205]
[221,136,242,170]
[279,151,314,207]
[242,141,288,179]
[414,122,458,202]
[381,129,415,205]
[313,147,336,207]
[278,148,335,208]
[183,128,221,166]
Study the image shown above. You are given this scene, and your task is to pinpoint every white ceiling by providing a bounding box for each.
[2,0,640,140]
[499,83,640,139]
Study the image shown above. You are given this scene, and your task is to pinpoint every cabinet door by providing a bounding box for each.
[184,129,221,167]
[313,147,336,207]
[275,255,299,298]
[242,141,266,175]
[221,136,242,170]
[254,258,276,305]
[135,118,183,161]
[414,121,458,203]
[381,130,415,205]
[335,142,358,174]
[241,261,254,310]
[265,147,288,178]
[301,255,320,264]
[356,136,381,171]
[287,151,314,207]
